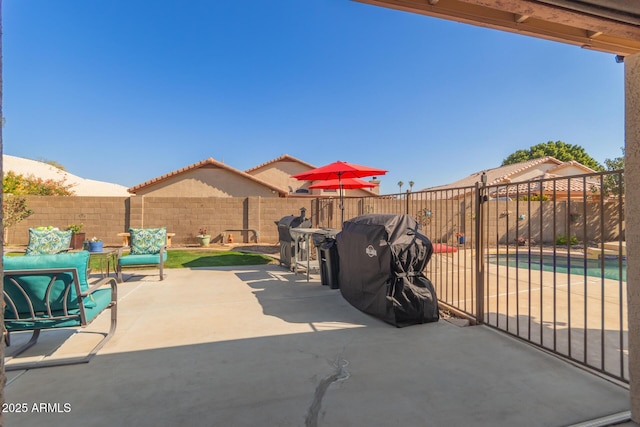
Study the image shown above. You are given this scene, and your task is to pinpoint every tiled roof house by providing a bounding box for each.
[245,154,318,195]
[128,154,380,198]
[425,157,600,200]
[128,158,288,197]
[245,154,379,197]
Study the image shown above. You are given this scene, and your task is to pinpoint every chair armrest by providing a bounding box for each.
[84,276,118,296]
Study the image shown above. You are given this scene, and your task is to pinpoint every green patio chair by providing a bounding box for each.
[116,227,168,282]
[3,251,118,371]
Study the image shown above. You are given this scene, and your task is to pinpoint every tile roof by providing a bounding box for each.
[244,154,317,174]
[127,157,288,195]
[491,177,601,197]
[425,157,575,191]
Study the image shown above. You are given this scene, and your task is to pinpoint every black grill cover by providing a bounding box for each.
[276,215,311,242]
[336,214,439,327]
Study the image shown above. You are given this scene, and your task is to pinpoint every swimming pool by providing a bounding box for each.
[488,253,626,282]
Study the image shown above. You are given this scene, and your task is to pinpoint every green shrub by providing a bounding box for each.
[519,194,549,201]
[556,234,578,246]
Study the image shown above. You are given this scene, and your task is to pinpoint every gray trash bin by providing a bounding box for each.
[313,233,339,289]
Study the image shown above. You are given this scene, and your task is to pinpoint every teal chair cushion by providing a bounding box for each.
[25,228,73,255]
[129,227,166,255]
[5,288,112,331]
[119,252,167,266]
[3,251,99,318]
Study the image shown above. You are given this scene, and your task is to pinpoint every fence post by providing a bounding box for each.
[406,191,410,215]
[475,176,487,324]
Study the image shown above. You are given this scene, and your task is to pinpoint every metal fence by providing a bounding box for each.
[312,170,627,383]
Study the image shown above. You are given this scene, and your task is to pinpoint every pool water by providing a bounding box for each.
[488,253,626,282]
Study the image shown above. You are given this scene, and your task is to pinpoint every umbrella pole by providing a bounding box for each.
[340,183,344,227]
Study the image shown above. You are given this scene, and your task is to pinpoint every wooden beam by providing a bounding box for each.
[355,0,640,55]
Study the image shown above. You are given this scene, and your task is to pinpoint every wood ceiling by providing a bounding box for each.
[355,0,640,56]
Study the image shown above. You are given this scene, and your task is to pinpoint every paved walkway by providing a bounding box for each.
[3,265,632,426]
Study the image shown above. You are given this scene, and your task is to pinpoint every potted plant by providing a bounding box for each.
[66,223,86,249]
[196,228,211,246]
[88,236,104,252]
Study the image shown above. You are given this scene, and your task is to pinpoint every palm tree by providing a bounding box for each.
[397,181,404,193]
[409,181,414,192]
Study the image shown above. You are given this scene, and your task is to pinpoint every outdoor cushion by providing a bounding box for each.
[119,252,168,266]
[3,250,118,371]
[129,227,166,255]
[5,288,112,330]
[25,228,72,255]
[3,251,101,318]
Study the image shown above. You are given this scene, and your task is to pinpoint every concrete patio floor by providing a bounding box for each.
[3,264,634,427]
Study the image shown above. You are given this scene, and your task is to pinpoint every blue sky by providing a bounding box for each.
[4,0,624,194]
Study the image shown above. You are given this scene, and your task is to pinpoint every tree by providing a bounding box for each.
[3,171,75,196]
[2,171,75,242]
[409,181,415,192]
[3,196,34,240]
[603,147,624,197]
[501,141,603,171]
[397,181,404,193]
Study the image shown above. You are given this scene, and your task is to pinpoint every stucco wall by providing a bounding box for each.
[625,52,640,421]
[134,168,279,198]
[248,160,312,194]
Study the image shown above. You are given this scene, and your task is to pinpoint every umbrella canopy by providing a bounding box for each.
[292,161,387,181]
[309,177,376,190]
[293,161,386,227]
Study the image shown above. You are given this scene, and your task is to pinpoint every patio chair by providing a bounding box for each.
[25,227,73,255]
[3,251,117,371]
[116,227,168,282]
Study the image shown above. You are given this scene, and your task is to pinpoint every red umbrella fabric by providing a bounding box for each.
[292,161,387,181]
[293,161,386,227]
[309,177,376,190]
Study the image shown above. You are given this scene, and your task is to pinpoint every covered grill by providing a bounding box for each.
[336,214,439,327]
[275,207,312,268]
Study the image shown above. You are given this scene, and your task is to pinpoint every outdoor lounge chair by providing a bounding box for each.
[3,251,117,371]
[25,227,73,255]
[116,227,168,282]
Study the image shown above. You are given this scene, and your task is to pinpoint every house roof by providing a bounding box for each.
[425,156,599,194]
[4,154,130,197]
[128,157,288,196]
[244,154,317,174]
[424,157,560,191]
[245,154,380,197]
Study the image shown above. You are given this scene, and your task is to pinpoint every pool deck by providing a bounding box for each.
[3,264,635,427]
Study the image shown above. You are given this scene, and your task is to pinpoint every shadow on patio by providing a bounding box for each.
[4,265,631,427]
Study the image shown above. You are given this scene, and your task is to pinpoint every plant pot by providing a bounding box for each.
[71,232,86,249]
[197,235,211,246]
[88,241,104,252]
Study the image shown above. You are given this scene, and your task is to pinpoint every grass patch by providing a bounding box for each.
[165,250,274,268]
[5,249,275,270]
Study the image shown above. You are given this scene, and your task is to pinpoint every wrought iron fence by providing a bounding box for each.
[311,170,627,383]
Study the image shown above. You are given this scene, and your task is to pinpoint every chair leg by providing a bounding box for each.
[5,302,118,372]
[5,329,41,361]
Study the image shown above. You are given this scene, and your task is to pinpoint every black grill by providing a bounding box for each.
[275,207,311,268]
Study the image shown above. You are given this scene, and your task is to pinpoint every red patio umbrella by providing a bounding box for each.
[308,177,376,190]
[292,161,387,181]
[293,161,387,226]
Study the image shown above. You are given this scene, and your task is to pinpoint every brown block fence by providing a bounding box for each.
[6,195,314,247]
